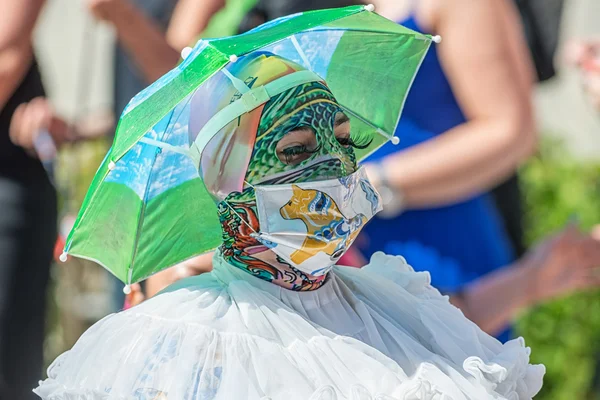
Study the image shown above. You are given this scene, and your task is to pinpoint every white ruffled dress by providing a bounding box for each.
[36,251,544,400]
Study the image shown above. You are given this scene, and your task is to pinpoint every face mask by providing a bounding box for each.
[245,168,382,276]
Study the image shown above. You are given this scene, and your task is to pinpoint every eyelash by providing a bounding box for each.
[336,136,373,150]
[278,133,374,164]
[281,144,322,163]
[280,137,374,163]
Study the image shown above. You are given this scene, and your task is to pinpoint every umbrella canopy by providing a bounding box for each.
[62,5,435,286]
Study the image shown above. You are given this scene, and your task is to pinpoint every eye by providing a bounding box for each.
[334,112,351,147]
[276,127,319,165]
[334,112,372,150]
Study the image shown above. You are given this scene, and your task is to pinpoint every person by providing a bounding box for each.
[35,51,546,400]
[88,0,227,86]
[237,0,363,32]
[356,0,570,340]
[489,0,565,258]
[11,0,243,311]
[0,1,58,398]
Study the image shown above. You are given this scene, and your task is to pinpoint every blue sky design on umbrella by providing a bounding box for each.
[105,100,199,201]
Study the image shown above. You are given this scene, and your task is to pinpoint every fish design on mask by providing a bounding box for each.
[280,185,367,264]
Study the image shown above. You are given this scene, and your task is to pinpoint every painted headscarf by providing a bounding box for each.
[189,53,367,288]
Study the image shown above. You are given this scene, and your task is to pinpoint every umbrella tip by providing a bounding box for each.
[229,54,238,63]
[59,252,68,262]
[391,136,400,145]
[123,285,132,295]
[181,47,193,60]
[364,4,375,12]
[108,160,116,171]
[432,35,442,44]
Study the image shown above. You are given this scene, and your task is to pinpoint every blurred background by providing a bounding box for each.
[2,0,599,399]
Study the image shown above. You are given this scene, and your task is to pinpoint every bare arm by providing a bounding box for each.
[89,0,179,83]
[369,0,537,209]
[450,258,534,335]
[166,0,226,51]
[451,226,600,335]
[88,0,225,83]
[145,253,213,298]
[0,0,46,110]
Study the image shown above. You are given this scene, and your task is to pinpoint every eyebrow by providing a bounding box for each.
[290,126,314,132]
[334,113,350,127]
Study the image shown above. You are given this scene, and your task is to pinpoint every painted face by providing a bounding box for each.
[193,53,368,201]
[214,54,374,287]
[223,77,376,208]
[246,81,360,186]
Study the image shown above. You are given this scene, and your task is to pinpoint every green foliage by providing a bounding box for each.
[517,139,600,400]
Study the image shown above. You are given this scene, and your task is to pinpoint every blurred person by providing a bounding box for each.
[356,0,600,340]
[12,0,217,314]
[490,0,565,258]
[13,0,247,312]
[236,0,561,270]
[0,1,57,398]
[237,0,363,32]
[88,0,226,85]
[514,0,564,83]
[124,0,580,314]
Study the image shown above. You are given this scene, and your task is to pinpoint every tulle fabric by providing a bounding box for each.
[35,251,544,399]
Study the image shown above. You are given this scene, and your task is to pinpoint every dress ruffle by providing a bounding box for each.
[36,252,544,399]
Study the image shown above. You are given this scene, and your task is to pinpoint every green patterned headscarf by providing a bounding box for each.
[213,53,364,289]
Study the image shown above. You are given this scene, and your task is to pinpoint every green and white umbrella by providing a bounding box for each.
[61,5,436,289]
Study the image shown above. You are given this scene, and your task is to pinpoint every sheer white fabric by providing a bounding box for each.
[35,251,544,399]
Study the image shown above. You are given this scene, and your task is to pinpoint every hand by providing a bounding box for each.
[9,97,70,156]
[124,283,145,308]
[87,0,126,22]
[524,224,600,305]
[144,253,213,299]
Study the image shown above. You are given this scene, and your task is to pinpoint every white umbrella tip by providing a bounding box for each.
[365,4,375,12]
[181,47,193,59]
[432,35,442,44]
[108,160,116,171]
[229,54,238,63]
[391,136,400,145]
[123,285,132,295]
[59,252,68,262]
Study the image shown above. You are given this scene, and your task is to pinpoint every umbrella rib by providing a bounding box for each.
[305,27,427,39]
[337,103,391,139]
[139,137,191,157]
[393,38,432,139]
[127,109,178,284]
[290,35,313,71]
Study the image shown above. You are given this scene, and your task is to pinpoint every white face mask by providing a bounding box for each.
[248,168,382,276]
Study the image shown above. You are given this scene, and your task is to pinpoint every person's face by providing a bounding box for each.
[244,82,369,187]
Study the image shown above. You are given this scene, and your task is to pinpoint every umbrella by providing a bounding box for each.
[61,4,436,289]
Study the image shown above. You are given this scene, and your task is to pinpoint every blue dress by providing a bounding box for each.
[360,17,515,342]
